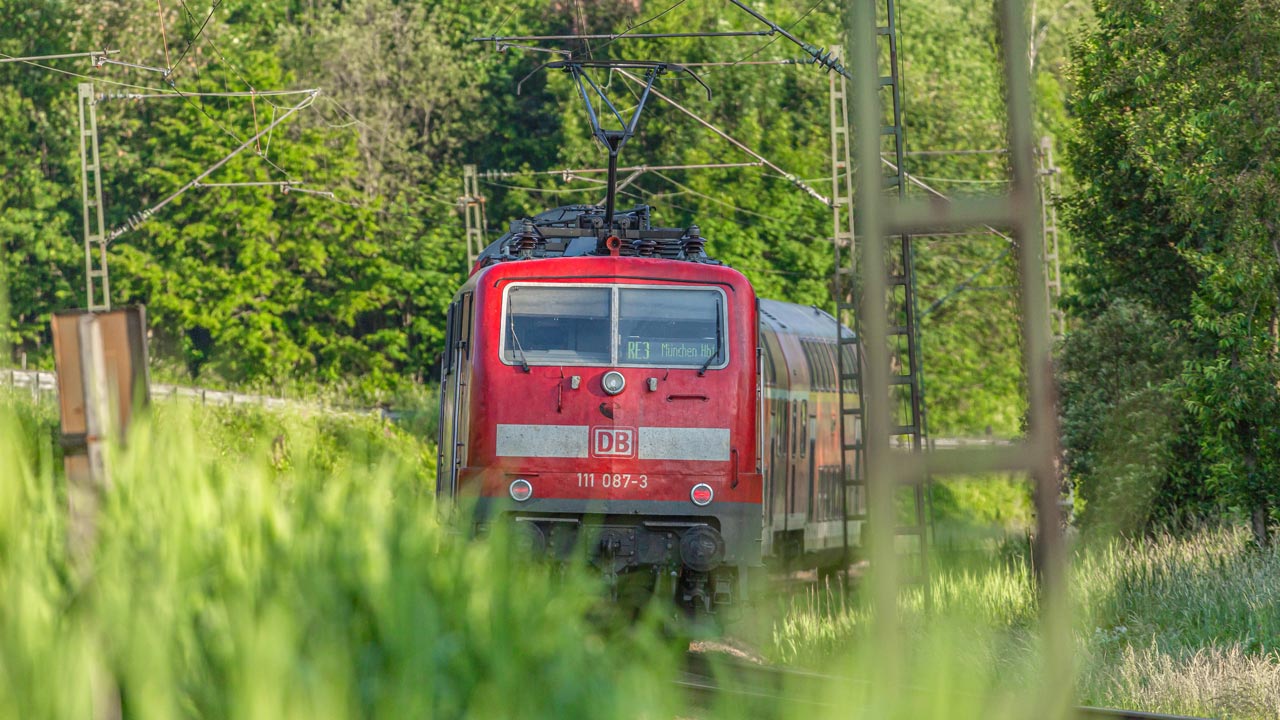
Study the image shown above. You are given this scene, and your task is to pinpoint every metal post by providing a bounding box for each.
[462,164,487,267]
[849,0,898,657]
[77,83,109,312]
[67,314,111,567]
[829,52,864,585]
[846,0,1070,712]
[835,0,930,592]
[1038,136,1065,342]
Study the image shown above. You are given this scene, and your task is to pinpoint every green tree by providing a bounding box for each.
[0,1,82,357]
[1064,0,1280,542]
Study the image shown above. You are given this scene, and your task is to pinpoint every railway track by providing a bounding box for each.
[679,651,1211,720]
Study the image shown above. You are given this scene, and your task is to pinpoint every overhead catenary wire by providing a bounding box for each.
[582,0,687,53]
[723,0,847,77]
[479,179,601,194]
[172,0,266,146]
[486,4,521,37]
[0,50,120,64]
[164,82,295,179]
[7,33,354,230]
[483,161,762,180]
[475,30,769,43]
[177,0,254,88]
[919,246,1016,319]
[320,96,376,132]
[195,180,300,188]
[910,175,1010,185]
[615,68,831,207]
[661,59,806,67]
[702,0,825,77]
[97,87,317,101]
[906,148,1008,156]
[107,90,319,242]
[6,48,310,185]
[96,57,170,75]
[881,156,1017,246]
[649,170,788,223]
[195,180,363,207]
[492,42,574,57]
[0,52,169,92]
[168,0,223,78]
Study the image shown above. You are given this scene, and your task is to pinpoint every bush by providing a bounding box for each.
[1057,300,1217,533]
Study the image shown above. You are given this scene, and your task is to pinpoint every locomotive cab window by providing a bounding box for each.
[618,288,722,367]
[501,283,728,369]
[504,286,612,365]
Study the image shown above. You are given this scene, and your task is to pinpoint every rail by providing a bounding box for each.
[680,652,1212,720]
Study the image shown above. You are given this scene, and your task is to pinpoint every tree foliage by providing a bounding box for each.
[1062,0,1280,540]
[0,0,1083,434]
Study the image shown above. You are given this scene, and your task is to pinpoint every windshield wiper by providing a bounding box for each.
[699,298,722,377]
[509,317,531,373]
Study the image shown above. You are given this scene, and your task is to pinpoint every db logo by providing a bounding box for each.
[592,427,636,458]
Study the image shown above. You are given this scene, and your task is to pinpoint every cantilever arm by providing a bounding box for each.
[516,60,711,101]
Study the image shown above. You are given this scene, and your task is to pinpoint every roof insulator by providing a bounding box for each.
[516,218,539,259]
[682,224,704,259]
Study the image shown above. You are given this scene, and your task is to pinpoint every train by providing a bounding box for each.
[436,203,862,613]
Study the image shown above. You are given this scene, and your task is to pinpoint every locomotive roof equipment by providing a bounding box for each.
[515,60,708,242]
[473,204,716,271]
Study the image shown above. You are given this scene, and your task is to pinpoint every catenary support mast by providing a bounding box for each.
[832,0,930,589]
[78,83,110,311]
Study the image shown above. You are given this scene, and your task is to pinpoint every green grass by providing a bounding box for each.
[769,526,1280,719]
[1074,529,1280,718]
[5,390,1274,718]
[0,392,679,718]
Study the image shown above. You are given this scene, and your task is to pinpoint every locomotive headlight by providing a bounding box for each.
[601,370,626,396]
[690,483,714,506]
[509,479,533,502]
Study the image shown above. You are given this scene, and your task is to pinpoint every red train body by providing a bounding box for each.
[437,205,859,611]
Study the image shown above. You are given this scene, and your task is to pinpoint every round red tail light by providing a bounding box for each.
[690,483,714,506]
[509,479,533,502]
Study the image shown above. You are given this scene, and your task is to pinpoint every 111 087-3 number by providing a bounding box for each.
[576,473,648,489]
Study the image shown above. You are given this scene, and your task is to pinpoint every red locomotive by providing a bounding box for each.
[437,204,860,612]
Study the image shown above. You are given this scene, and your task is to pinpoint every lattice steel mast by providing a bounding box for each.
[833,0,930,585]
[1038,136,1065,342]
[78,83,110,312]
[462,164,488,266]
[847,0,1069,700]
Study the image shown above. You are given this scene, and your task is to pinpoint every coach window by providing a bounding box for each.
[820,343,834,390]
[504,286,612,365]
[800,399,808,456]
[791,401,799,458]
[839,345,858,392]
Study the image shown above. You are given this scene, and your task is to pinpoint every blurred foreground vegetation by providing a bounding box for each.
[4,391,1278,718]
[771,525,1280,719]
[0,391,686,718]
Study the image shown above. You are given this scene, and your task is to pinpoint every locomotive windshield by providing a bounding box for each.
[502,284,727,368]
[504,286,612,364]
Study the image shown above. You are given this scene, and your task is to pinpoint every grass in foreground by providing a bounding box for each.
[0,393,679,718]
[9,391,1257,719]
[769,526,1280,719]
